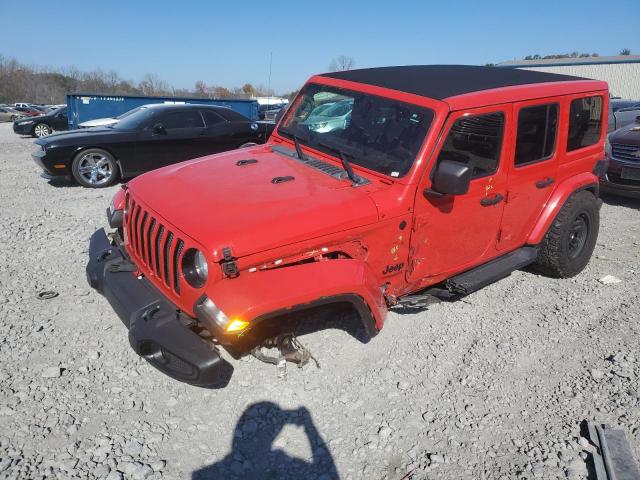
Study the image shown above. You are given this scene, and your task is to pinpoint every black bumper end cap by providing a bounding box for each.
[86,227,234,388]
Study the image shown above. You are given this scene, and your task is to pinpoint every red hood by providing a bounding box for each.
[128,145,380,258]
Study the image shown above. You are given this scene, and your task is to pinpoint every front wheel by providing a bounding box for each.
[71,149,118,188]
[33,123,52,138]
[533,190,599,278]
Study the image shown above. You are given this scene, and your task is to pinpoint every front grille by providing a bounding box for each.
[125,196,184,297]
[612,143,640,162]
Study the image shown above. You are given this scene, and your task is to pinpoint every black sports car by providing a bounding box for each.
[32,104,274,188]
[14,106,69,137]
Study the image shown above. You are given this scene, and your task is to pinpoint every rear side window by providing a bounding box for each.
[202,110,226,126]
[437,112,505,178]
[159,110,205,129]
[567,96,602,151]
[515,104,559,166]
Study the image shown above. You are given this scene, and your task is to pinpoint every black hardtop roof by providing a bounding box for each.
[320,65,589,100]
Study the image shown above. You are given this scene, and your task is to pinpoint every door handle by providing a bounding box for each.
[480,193,504,206]
[535,177,555,188]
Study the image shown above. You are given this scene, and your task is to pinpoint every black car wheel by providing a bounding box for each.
[533,190,599,278]
[71,149,118,188]
[33,123,52,138]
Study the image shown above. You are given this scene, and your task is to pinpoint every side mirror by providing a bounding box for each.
[426,160,472,196]
[152,123,166,135]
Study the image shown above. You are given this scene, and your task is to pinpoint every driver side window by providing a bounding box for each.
[157,111,205,129]
[436,112,505,179]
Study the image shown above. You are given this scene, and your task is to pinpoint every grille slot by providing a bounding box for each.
[612,143,640,162]
[146,219,156,273]
[139,212,148,265]
[163,233,174,287]
[173,240,184,293]
[155,226,164,277]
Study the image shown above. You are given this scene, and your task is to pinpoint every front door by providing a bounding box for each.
[137,109,208,173]
[408,104,512,282]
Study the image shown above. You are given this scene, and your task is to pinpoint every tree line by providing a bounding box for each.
[0,54,285,104]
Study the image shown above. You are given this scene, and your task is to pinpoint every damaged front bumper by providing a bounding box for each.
[86,228,233,387]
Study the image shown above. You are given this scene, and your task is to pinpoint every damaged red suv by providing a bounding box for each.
[87,66,608,387]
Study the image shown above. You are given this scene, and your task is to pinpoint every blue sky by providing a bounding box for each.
[2,0,638,93]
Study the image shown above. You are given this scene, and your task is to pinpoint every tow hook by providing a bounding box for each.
[251,334,320,378]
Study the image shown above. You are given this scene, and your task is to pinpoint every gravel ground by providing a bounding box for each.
[0,121,639,480]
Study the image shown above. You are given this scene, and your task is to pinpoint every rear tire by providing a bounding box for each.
[71,149,118,188]
[33,123,52,138]
[532,190,599,278]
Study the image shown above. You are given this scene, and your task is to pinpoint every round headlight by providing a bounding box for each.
[182,249,208,287]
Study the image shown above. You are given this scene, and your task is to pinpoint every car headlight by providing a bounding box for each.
[182,248,208,287]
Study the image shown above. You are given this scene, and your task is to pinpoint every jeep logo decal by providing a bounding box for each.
[383,263,404,275]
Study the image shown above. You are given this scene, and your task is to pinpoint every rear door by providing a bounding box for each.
[497,99,561,250]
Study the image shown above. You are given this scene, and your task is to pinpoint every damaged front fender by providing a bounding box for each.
[204,259,387,342]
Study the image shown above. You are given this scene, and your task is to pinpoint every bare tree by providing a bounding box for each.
[328,55,355,72]
[620,48,631,56]
[138,73,169,96]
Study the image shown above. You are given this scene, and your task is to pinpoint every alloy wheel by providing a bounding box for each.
[77,152,114,186]
[34,124,51,137]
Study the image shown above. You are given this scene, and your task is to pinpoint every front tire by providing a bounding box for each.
[33,123,52,138]
[71,149,118,188]
[533,190,599,278]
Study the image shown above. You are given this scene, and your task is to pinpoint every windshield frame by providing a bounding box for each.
[276,81,438,181]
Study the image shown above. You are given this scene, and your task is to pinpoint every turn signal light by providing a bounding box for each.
[225,319,249,333]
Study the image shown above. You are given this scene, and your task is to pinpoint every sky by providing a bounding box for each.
[2,0,639,94]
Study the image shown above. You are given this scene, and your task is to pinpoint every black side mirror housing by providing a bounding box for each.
[152,123,166,135]
[427,160,472,196]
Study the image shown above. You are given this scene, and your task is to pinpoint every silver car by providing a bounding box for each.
[0,106,25,122]
[303,100,353,133]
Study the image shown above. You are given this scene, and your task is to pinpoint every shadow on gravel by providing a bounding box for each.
[46,178,82,188]
[192,401,339,480]
[600,193,640,210]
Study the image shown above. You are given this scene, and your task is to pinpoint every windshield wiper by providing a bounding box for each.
[278,127,306,160]
[317,141,362,185]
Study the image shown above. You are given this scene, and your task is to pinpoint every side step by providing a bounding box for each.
[445,246,538,296]
[586,421,640,480]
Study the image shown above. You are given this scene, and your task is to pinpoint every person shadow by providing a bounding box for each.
[193,401,340,480]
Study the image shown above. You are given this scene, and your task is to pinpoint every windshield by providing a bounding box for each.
[116,106,142,119]
[112,107,155,130]
[278,83,434,178]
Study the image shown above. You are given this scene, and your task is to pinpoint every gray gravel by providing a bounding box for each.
[1,122,639,479]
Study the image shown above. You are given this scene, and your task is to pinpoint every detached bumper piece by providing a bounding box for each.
[586,421,640,479]
[86,228,233,387]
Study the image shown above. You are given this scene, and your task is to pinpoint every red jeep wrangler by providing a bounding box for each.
[87,66,608,387]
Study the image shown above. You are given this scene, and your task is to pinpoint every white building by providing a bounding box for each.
[497,55,640,99]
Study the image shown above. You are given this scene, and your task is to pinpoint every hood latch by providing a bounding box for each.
[221,247,239,278]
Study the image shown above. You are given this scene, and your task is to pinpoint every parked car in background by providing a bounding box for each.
[78,105,148,128]
[608,99,640,132]
[13,106,44,117]
[13,106,68,137]
[0,106,26,122]
[302,98,353,132]
[601,117,640,198]
[32,104,274,187]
